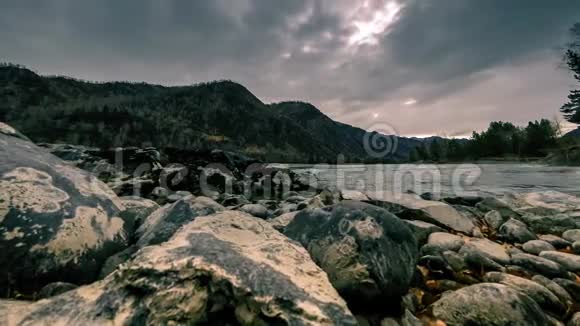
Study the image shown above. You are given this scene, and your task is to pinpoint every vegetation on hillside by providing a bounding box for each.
[409,119,580,164]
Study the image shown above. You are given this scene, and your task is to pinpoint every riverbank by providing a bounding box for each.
[1,122,579,325]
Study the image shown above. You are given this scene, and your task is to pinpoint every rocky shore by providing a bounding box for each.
[1,122,579,325]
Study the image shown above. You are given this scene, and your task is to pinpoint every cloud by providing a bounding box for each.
[1,0,579,135]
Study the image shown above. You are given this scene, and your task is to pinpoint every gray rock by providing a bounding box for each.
[519,213,580,236]
[399,309,422,326]
[341,190,370,201]
[483,272,566,315]
[272,203,298,217]
[218,194,250,207]
[267,211,300,232]
[539,234,572,249]
[0,125,128,295]
[553,278,580,302]
[522,240,556,255]
[368,193,475,234]
[0,211,357,325]
[532,275,574,313]
[510,253,566,278]
[563,229,580,243]
[430,283,548,325]
[119,196,160,227]
[498,218,537,244]
[403,220,445,245]
[507,246,525,256]
[427,232,465,252]
[284,195,307,204]
[0,121,31,141]
[284,201,418,313]
[380,317,400,326]
[166,191,192,203]
[461,246,506,272]
[573,241,580,255]
[442,250,468,272]
[459,238,511,265]
[476,197,520,219]
[484,210,506,231]
[546,315,566,326]
[418,256,454,276]
[238,204,271,219]
[255,199,279,210]
[37,282,78,299]
[98,246,137,278]
[568,312,580,326]
[539,251,580,273]
[136,196,224,247]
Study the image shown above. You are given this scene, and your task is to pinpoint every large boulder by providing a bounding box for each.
[284,201,418,313]
[135,196,224,247]
[0,124,128,296]
[369,193,475,234]
[483,272,566,315]
[0,211,357,325]
[429,283,548,325]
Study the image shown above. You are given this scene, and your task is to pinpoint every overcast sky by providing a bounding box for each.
[2,0,580,136]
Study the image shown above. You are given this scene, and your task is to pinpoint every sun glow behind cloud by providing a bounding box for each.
[348,1,403,47]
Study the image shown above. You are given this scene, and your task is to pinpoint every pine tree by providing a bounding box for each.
[561,24,580,124]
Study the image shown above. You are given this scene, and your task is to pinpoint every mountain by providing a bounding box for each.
[0,63,423,163]
[564,127,580,139]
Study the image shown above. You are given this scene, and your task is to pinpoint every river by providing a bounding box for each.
[288,163,580,197]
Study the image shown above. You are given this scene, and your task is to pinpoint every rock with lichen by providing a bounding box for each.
[284,200,418,314]
[0,123,129,297]
[0,211,357,325]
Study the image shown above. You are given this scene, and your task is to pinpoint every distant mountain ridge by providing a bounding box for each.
[0,63,424,163]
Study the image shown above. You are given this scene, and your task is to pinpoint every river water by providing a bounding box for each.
[288,163,580,197]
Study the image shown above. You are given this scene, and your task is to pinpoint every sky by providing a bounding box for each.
[2,0,580,137]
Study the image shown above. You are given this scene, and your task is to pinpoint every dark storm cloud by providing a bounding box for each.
[1,0,579,135]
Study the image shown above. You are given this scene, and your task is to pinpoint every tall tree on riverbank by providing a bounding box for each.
[561,23,580,124]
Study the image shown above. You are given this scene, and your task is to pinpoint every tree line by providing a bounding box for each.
[408,119,565,162]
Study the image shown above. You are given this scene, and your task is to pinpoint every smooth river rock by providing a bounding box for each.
[498,218,537,244]
[483,272,566,315]
[284,201,418,313]
[426,232,465,252]
[459,238,511,266]
[563,229,580,243]
[539,251,580,273]
[522,240,556,255]
[510,253,566,278]
[429,283,548,325]
[403,220,445,245]
[369,193,475,234]
[0,211,357,325]
[0,124,129,296]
